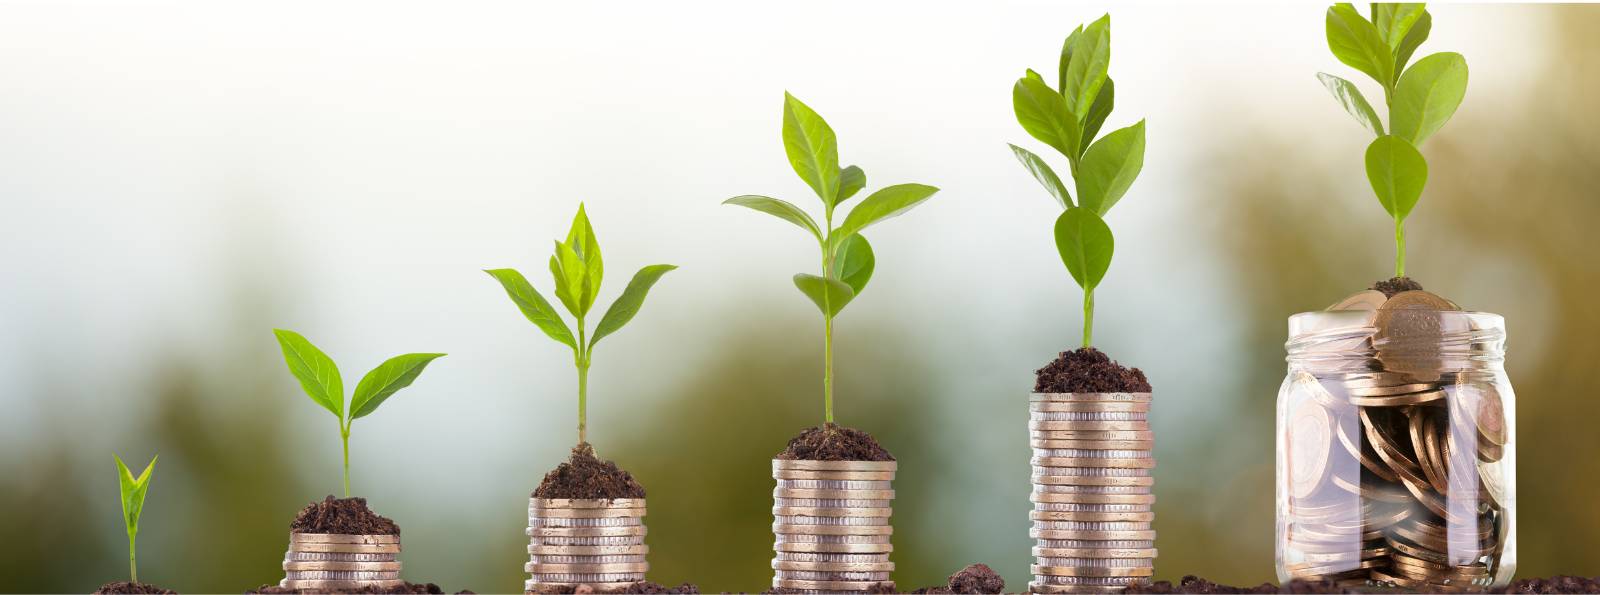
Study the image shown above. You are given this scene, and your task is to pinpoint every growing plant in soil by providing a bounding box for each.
[725,92,939,438]
[1317,3,1466,280]
[106,454,162,593]
[272,329,445,498]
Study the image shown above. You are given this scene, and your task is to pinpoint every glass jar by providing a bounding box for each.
[1275,307,1515,590]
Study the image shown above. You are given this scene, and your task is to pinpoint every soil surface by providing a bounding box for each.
[910,563,1005,594]
[765,583,895,594]
[528,582,698,594]
[94,582,177,594]
[1034,347,1152,394]
[290,496,400,535]
[533,443,647,500]
[1371,276,1424,297]
[1134,576,1343,593]
[248,582,467,594]
[1496,576,1600,594]
[775,423,895,462]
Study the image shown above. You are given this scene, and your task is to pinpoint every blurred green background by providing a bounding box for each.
[2,2,1597,593]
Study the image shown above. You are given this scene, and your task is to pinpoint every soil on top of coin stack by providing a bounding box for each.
[1371,276,1424,297]
[289,496,400,535]
[1034,347,1151,394]
[530,582,699,594]
[93,582,178,594]
[775,422,895,461]
[247,582,467,594]
[910,563,1005,594]
[533,442,647,500]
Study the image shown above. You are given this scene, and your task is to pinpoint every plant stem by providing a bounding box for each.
[129,533,137,584]
[1082,289,1095,349]
[577,316,588,445]
[1394,219,1406,277]
[340,424,350,498]
[824,314,834,424]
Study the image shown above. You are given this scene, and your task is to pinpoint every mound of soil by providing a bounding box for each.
[533,443,647,500]
[290,496,400,535]
[911,563,1005,594]
[1372,276,1424,297]
[94,582,177,594]
[775,423,894,462]
[528,582,697,594]
[1496,576,1600,593]
[1034,347,1151,394]
[1134,576,1343,593]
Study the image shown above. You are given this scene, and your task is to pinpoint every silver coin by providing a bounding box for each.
[776,479,893,490]
[774,497,891,509]
[774,515,889,527]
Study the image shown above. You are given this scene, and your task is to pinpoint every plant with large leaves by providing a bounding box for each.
[273,329,445,497]
[486,204,676,445]
[113,454,157,585]
[1008,14,1146,348]
[1318,2,1466,276]
[725,92,940,424]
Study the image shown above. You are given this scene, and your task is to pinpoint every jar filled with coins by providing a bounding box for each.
[1275,289,1515,591]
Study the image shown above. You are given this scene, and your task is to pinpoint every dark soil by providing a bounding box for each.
[247,583,465,594]
[765,584,894,594]
[1371,276,1424,297]
[94,582,177,594]
[1496,576,1600,594]
[911,563,1005,594]
[1034,347,1152,393]
[774,423,895,461]
[533,443,647,500]
[290,496,400,535]
[529,583,698,594]
[1133,576,1343,593]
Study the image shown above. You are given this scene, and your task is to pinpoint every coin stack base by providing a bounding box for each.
[525,498,649,593]
[771,458,897,594]
[280,533,403,591]
[1029,392,1156,594]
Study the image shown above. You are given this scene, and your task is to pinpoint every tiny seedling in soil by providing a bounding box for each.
[1009,15,1151,393]
[1317,3,1466,280]
[273,329,445,498]
[725,92,939,448]
[96,455,175,595]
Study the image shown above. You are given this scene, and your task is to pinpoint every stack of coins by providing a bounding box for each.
[771,459,897,593]
[1028,392,1157,594]
[280,533,403,591]
[525,498,649,592]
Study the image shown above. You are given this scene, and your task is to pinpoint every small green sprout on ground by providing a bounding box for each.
[486,204,676,445]
[725,92,940,424]
[273,329,444,497]
[114,454,156,585]
[1318,3,1466,276]
[1009,15,1146,349]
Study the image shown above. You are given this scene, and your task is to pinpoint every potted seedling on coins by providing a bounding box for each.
[95,455,174,595]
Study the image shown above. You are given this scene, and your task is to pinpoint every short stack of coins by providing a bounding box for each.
[525,498,649,592]
[771,459,897,593]
[280,533,403,591]
[1028,392,1156,594]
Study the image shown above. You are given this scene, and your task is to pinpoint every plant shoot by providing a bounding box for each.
[114,454,156,585]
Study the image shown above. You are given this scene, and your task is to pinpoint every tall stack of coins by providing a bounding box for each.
[525,498,649,592]
[1279,289,1515,591]
[771,459,897,593]
[280,533,403,591]
[1028,392,1156,594]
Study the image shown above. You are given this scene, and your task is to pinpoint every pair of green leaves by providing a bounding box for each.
[115,454,156,544]
[726,92,939,318]
[274,329,445,426]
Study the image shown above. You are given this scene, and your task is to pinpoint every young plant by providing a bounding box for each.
[1318,3,1466,276]
[273,329,444,497]
[114,454,156,585]
[1008,15,1146,348]
[485,204,676,445]
[724,92,940,424]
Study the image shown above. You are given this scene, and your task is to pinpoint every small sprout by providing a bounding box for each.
[1318,3,1466,276]
[114,454,156,585]
[1009,14,1146,348]
[273,329,444,497]
[725,92,940,424]
[486,204,676,445]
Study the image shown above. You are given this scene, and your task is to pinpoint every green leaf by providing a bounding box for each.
[1393,10,1431,76]
[1316,73,1385,135]
[273,329,344,419]
[832,233,875,295]
[1365,135,1429,222]
[1054,208,1115,292]
[1080,78,1115,151]
[1008,144,1073,209]
[564,205,603,315]
[551,241,588,317]
[836,165,866,207]
[484,268,577,349]
[1375,3,1426,50]
[793,273,855,317]
[1063,14,1111,121]
[835,183,940,240]
[350,353,445,420]
[782,92,840,204]
[1075,120,1146,216]
[1056,25,1083,95]
[115,454,156,539]
[591,264,677,348]
[723,195,823,241]
[1390,52,1467,146]
[1326,4,1394,89]
[1013,75,1081,159]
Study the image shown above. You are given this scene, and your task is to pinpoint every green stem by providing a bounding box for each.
[129,533,137,584]
[1082,289,1095,349]
[340,424,350,498]
[824,314,834,424]
[577,316,588,445]
[1395,219,1407,277]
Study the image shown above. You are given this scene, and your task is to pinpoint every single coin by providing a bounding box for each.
[1328,289,1388,311]
[1032,430,1155,441]
[772,469,896,481]
[288,543,401,554]
[1478,461,1507,511]
[525,561,648,573]
[1031,392,1152,403]
[1031,565,1153,577]
[531,498,645,510]
[1030,421,1149,432]
[283,580,405,590]
[1030,529,1156,541]
[1032,475,1155,487]
[1412,410,1449,493]
[772,488,895,500]
[1031,439,1155,450]
[1360,408,1430,489]
[290,533,399,545]
[772,542,893,554]
[1287,400,1333,499]
[1350,388,1446,407]
[771,523,893,536]
[771,579,890,591]
[772,460,897,472]
[1333,411,1398,483]
[1030,511,1154,522]
[529,506,647,519]
[1031,492,1155,505]
[1030,457,1156,469]
[772,506,893,517]
[526,525,646,538]
[771,560,894,572]
[527,544,648,556]
[1032,547,1158,559]
[284,560,401,572]
[1031,401,1151,413]
[1347,382,1439,397]
[284,570,401,580]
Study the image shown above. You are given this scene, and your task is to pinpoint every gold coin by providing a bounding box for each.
[1032,547,1158,559]
[771,523,892,536]
[1031,492,1155,505]
[771,579,889,591]
[1030,421,1149,432]
[1464,384,1508,446]
[1030,511,1155,522]
[1287,400,1333,499]
[1031,401,1151,413]
[529,506,647,519]
[772,469,896,481]
[525,562,648,573]
[531,498,646,509]
[1412,410,1449,493]
[772,542,893,554]
[1030,457,1156,469]
[283,561,401,572]
[1031,565,1154,577]
[772,460,897,472]
[1350,388,1446,407]
[1031,392,1152,403]
[526,525,647,538]
[289,534,399,545]
[527,544,647,556]
[1027,581,1137,594]
[771,506,893,517]
[1030,529,1156,541]
[1347,382,1439,397]
[1329,473,1410,503]
[1360,408,1431,490]
[1032,475,1155,487]
[1031,439,1155,450]
[1333,412,1398,483]
[771,560,894,572]
[1032,430,1155,441]
[1328,289,1388,311]
[772,488,894,500]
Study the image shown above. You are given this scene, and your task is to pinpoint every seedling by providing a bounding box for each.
[114,454,156,585]
[1317,3,1466,276]
[486,204,676,445]
[724,92,940,424]
[1008,15,1146,348]
[273,329,444,497]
